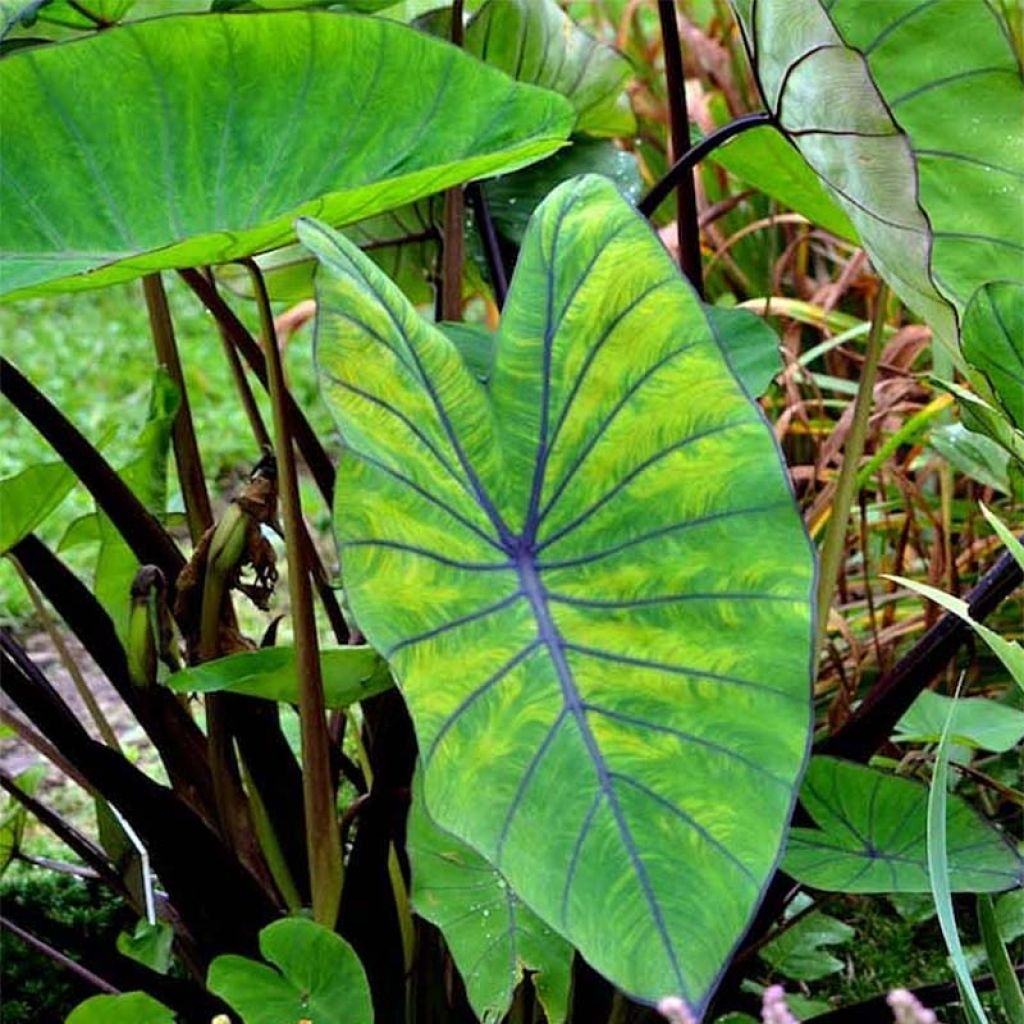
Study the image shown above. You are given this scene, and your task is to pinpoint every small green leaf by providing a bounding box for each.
[758,893,854,981]
[930,424,1014,495]
[408,773,573,1024]
[166,645,391,708]
[895,689,1024,753]
[65,992,175,1024]
[0,765,44,878]
[0,458,75,554]
[705,305,782,398]
[0,11,573,300]
[116,918,174,975]
[783,757,1023,894]
[887,574,1024,693]
[207,917,372,1024]
[962,281,1024,431]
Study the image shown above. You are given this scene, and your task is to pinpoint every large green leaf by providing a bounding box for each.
[464,0,634,137]
[303,174,815,1011]
[207,917,372,1024]
[962,281,1024,431]
[705,124,857,243]
[783,757,1023,894]
[0,11,573,301]
[732,0,1024,343]
[408,773,573,1024]
[165,644,392,708]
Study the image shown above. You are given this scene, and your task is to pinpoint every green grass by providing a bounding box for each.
[1,275,338,623]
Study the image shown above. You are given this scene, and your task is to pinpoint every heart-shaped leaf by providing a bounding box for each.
[65,992,175,1024]
[303,174,814,1011]
[166,645,392,708]
[783,757,1024,894]
[732,0,1024,343]
[0,10,573,301]
[894,689,1024,753]
[408,773,573,1024]
[0,458,75,554]
[207,917,372,1024]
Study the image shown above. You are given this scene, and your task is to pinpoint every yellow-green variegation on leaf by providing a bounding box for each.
[302,175,815,1012]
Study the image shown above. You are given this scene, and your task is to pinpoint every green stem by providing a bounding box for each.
[246,260,343,926]
[815,284,890,663]
[142,273,212,544]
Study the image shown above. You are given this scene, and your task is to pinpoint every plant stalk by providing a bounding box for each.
[142,273,212,544]
[9,556,121,751]
[0,914,120,994]
[814,284,889,664]
[638,111,774,218]
[657,0,703,295]
[466,182,510,308]
[440,0,466,322]
[0,358,185,586]
[178,267,336,504]
[245,259,343,926]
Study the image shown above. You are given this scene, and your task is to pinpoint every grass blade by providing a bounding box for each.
[927,678,990,1024]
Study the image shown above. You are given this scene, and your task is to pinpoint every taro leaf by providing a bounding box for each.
[783,757,1024,894]
[888,575,1024,692]
[116,918,174,974]
[408,772,573,1024]
[483,139,644,246]
[0,457,75,554]
[705,305,782,398]
[303,174,815,1010]
[37,0,133,27]
[938,381,1024,467]
[65,992,175,1024]
[704,124,857,243]
[0,0,47,36]
[895,689,1024,753]
[962,281,1024,431]
[732,0,1024,344]
[929,424,1014,495]
[758,893,853,982]
[94,370,178,641]
[207,917,372,1024]
[440,321,495,384]
[0,11,573,301]
[165,645,392,708]
[465,0,634,136]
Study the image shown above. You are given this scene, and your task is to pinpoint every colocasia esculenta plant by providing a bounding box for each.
[0,1,1021,1023]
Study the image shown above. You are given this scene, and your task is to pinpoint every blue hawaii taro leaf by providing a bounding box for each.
[0,10,573,301]
[732,0,1024,345]
[302,174,815,1011]
[784,757,1024,894]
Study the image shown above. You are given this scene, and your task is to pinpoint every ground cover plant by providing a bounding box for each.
[0,1,1021,1022]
